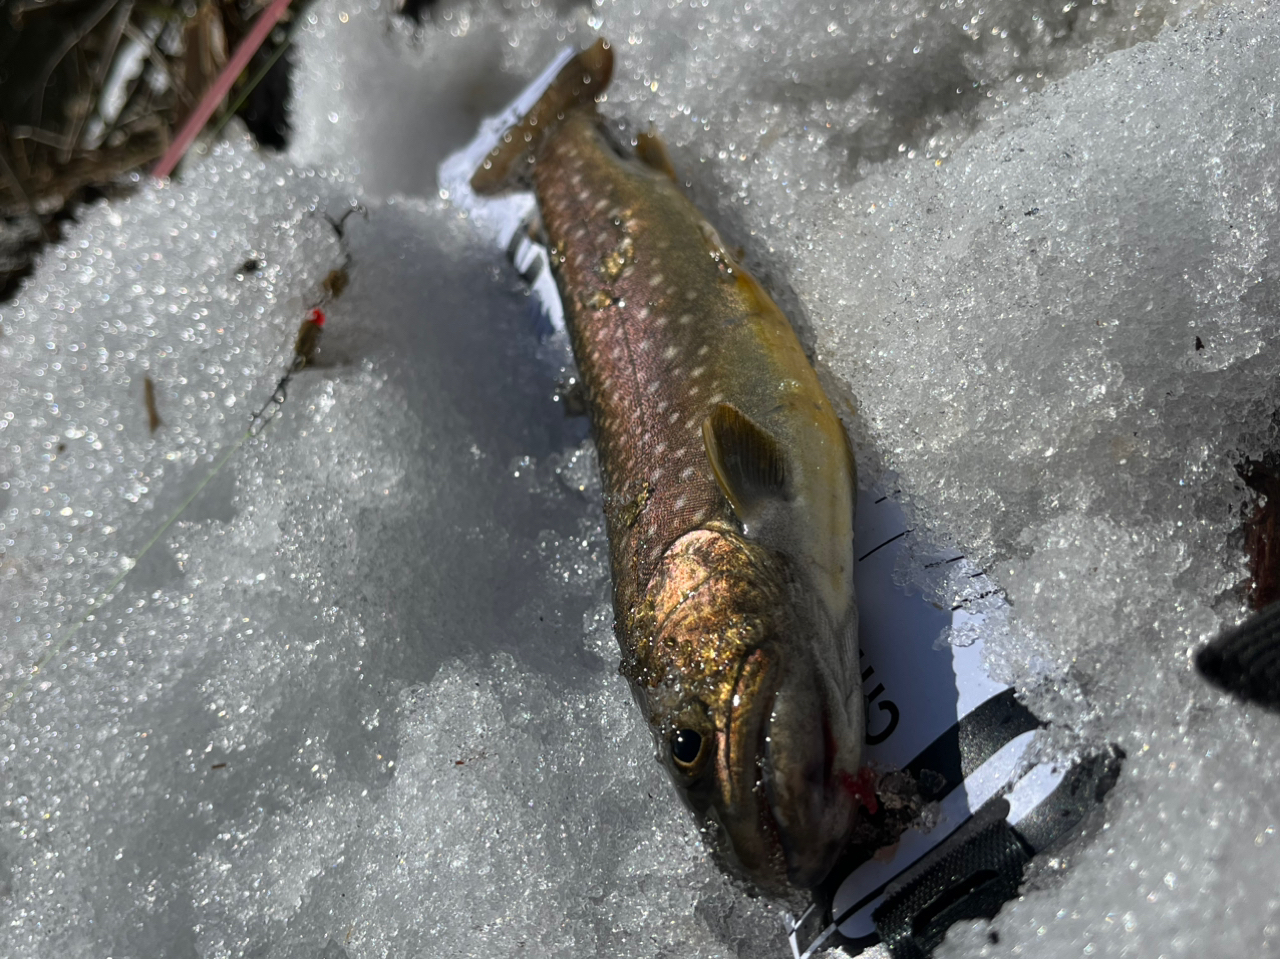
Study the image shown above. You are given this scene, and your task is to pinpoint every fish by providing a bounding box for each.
[471,38,862,894]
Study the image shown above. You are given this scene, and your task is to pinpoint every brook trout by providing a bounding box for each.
[472,39,862,894]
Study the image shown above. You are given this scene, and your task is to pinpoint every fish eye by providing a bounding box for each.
[671,728,706,771]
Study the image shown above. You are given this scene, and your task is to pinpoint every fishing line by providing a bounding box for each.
[1,362,299,717]
[3,202,353,716]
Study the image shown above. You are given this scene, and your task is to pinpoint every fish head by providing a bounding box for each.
[633,528,862,895]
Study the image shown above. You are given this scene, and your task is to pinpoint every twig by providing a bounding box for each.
[63,0,135,161]
[121,20,184,107]
[28,0,122,131]
[206,24,295,144]
[248,309,327,430]
[152,0,293,178]
[8,0,87,18]
[0,141,52,239]
[322,204,367,240]
[11,124,73,150]
[101,65,152,143]
[99,26,167,146]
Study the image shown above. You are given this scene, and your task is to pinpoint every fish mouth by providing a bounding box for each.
[720,646,787,889]
[765,659,858,890]
[722,647,856,892]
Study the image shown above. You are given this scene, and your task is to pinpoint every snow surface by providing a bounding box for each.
[4,0,1280,956]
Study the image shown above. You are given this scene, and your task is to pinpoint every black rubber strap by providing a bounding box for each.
[1016,744,1124,855]
[904,688,1042,801]
[872,817,1032,959]
[816,687,1042,915]
[1196,601,1280,711]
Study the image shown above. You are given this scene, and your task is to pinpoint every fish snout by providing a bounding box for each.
[761,661,860,889]
[717,646,784,883]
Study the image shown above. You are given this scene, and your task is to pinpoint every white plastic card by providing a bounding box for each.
[773,492,1067,954]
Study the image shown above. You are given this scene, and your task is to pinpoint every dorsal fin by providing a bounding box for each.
[470,38,613,195]
[635,129,678,182]
[702,404,789,521]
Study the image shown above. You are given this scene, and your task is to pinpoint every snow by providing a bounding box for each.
[4,0,1280,956]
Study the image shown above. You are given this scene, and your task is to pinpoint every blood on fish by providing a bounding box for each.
[840,767,880,816]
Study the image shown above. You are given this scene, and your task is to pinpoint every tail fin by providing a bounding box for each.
[470,38,613,195]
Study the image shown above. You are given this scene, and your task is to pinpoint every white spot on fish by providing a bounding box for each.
[663,346,679,361]
[648,273,665,287]
[678,313,693,325]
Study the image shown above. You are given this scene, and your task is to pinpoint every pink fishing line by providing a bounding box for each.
[152,0,294,179]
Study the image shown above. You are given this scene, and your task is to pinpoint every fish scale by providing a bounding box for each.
[537,114,733,631]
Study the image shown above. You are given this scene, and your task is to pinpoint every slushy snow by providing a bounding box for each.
[4,0,1280,957]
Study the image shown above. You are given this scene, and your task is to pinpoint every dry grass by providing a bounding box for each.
[0,0,296,297]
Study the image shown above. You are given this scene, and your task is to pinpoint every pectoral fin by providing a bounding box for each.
[635,129,678,182]
[702,404,789,522]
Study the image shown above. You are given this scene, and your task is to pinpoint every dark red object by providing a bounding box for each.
[841,766,880,816]
[1241,457,1280,609]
